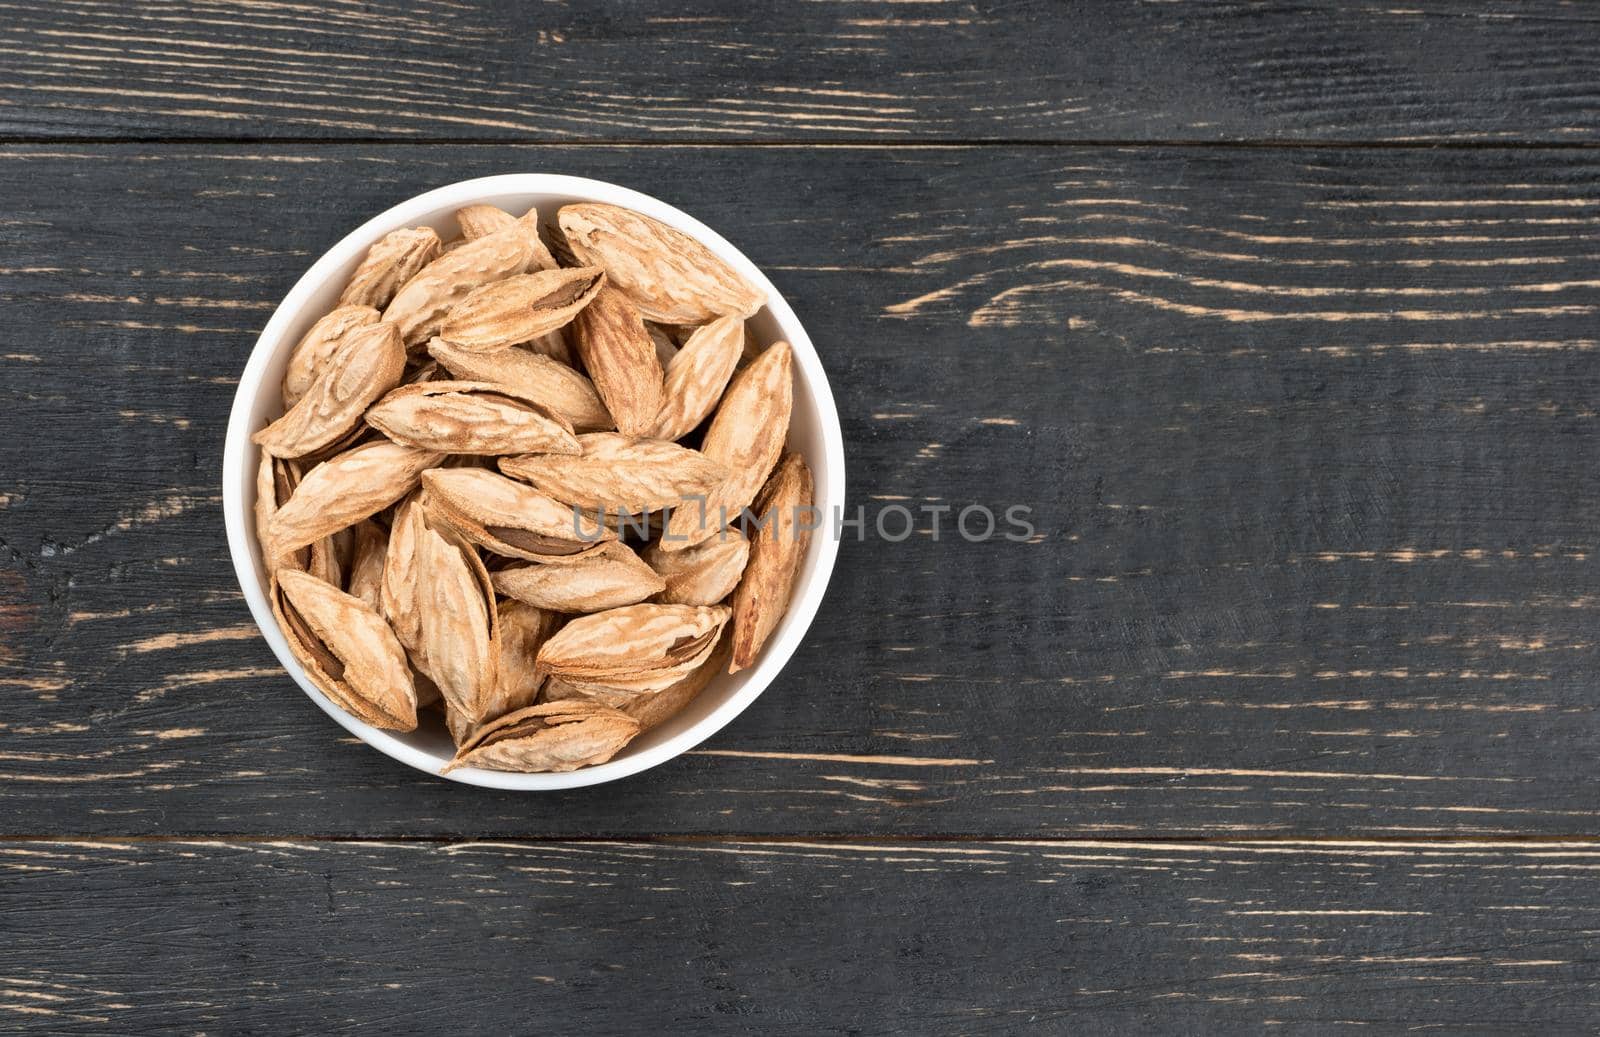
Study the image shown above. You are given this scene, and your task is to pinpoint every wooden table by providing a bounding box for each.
[3,3,1599,1031]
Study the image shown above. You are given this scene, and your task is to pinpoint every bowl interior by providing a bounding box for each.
[224,175,842,789]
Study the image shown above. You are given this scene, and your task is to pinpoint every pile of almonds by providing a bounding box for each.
[253,201,814,774]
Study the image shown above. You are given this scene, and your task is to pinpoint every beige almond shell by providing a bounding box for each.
[627,633,731,730]
[380,493,430,670]
[662,341,792,551]
[275,569,417,731]
[414,520,498,727]
[642,527,749,606]
[492,541,665,614]
[256,452,308,575]
[382,215,542,346]
[436,266,606,355]
[650,315,744,442]
[365,380,581,456]
[568,285,664,437]
[535,603,730,683]
[489,600,561,721]
[443,700,639,774]
[265,441,445,559]
[338,227,442,311]
[730,452,814,672]
[427,337,613,433]
[455,204,516,241]
[499,432,727,514]
[558,203,765,324]
[282,304,380,409]
[539,627,722,704]
[421,467,614,562]
[254,321,406,458]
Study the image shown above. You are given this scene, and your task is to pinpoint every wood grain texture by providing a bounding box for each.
[2,1,1600,143]
[2,144,1598,836]
[2,837,1598,1032]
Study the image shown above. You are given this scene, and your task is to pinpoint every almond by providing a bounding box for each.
[559,203,765,323]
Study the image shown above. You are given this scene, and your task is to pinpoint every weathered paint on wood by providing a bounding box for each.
[1,144,1597,836]
[1,1,1599,143]
[3,838,1598,1032]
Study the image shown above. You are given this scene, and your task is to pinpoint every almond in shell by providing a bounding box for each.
[454,204,516,241]
[421,467,614,562]
[427,337,613,432]
[650,315,744,441]
[558,203,765,324]
[265,440,444,558]
[642,527,749,606]
[254,321,406,458]
[382,215,542,346]
[442,700,639,774]
[436,266,605,354]
[415,520,498,729]
[568,285,663,437]
[338,227,442,310]
[487,599,561,722]
[345,518,388,610]
[730,452,814,672]
[366,380,581,456]
[274,569,417,731]
[281,304,379,408]
[499,432,727,514]
[491,541,665,614]
[535,603,730,686]
[380,493,430,669]
[662,341,792,551]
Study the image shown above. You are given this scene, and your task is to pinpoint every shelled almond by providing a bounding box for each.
[256,200,812,774]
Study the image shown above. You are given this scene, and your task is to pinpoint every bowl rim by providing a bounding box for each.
[221,173,845,790]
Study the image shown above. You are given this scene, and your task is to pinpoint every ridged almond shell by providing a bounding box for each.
[254,321,406,458]
[436,266,606,355]
[281,304,379,409]
[366,380,581,456]
[535,603,730,683]
[415,520,498,727]
[265,440,445,558]
[499,432,727,514]
[650,315,744,441]
[539,624,723,703]
[274,569,417,731]
[492,542,665,614]
[455,204,515,241]
[338,227,442,310]
[558,203,765,324]
[642,527,749,606]
[382,215,542,346]
[568,285,663,437]
[486,599,561,722]
[427,337,613,432]
[662,341,792,551]
[544,630,731,727]
[442,700,639,774]
[729,452,814,672]
[256,452,308,574]
[380,493,429,669]
[624,632,731,731]
[420,466,614,562]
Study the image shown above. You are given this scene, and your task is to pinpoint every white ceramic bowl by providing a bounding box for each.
[222,174,844,789]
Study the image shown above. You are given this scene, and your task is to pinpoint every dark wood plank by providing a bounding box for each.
[3,143,1600,836]
[2,837,1597,1032]
[4,1,1600,143]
